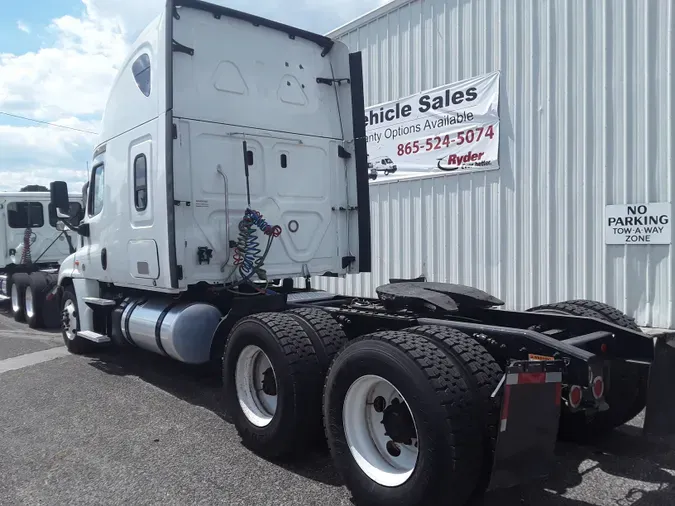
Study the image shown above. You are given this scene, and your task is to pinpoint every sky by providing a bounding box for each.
[0,0,387,192]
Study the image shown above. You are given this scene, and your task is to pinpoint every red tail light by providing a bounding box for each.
[569,385,582,408]
[591,376,604,399]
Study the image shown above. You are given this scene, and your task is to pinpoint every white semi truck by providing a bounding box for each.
[45,2,674,505]
[0,191,83,328]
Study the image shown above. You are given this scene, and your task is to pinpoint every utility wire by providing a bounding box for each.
[0,111,99,135]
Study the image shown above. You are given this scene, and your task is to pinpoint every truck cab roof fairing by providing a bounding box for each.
[173,0,335,55]
[96,12,165,146]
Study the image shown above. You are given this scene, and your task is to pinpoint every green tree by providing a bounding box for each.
[20,185,49,192]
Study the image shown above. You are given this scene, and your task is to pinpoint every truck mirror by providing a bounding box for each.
[48,203,58,226]
[50,181,70,214]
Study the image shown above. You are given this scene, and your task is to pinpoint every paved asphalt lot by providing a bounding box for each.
[1,303,675,506]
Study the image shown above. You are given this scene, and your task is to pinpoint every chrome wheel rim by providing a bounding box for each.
[11,284,20,314]
[24,287,34,319]
[235,345,278,427]
[343,374,419,487]
[63,299,77,341]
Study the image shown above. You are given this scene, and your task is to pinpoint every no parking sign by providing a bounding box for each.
[605,202,671,245]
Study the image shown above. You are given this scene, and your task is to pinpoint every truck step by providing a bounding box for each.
[82,297,116,307]
[76,331,111,344]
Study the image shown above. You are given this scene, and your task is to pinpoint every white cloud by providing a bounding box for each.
[17,21,31,34]
[0,5,127,121]
[0,118,97,163]
[0,167,87,193]
[0,0,386,190]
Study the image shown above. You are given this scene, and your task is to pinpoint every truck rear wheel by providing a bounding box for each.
[564,299,641,331]
[323,331,482,506]
[41,273,61,329]
[528,301,647,440]
[405,325,503,496]
[10,273,30,322]
[286,307,348,371]
[24,273,50,329]
[222,312,324,459]
[563,300,649,425]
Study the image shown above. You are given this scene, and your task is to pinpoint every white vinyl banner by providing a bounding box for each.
[364,71,500,178]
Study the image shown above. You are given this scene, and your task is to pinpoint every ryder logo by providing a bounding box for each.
[437,151,490,171]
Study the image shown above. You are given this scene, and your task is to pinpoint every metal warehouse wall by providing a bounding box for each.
[314,0,675,329]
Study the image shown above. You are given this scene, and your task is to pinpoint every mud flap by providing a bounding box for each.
[643,333,675,437]
[487,359,564,491]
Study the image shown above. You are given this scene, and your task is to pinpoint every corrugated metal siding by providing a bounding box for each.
[315,0,675,329]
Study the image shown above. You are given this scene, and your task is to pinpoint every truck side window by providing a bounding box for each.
[132,53,151,97]
[134,154,148,211]
[89,163,105,217]
[7,202,44,229]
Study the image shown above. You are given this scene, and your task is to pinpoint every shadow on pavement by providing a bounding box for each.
[87,346,675,504]
[86,347,344,487]
[479,423,675,506]
[0,301,61,334]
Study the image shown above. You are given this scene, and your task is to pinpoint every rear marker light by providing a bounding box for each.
[569,385,582,408]
[591,376,604,399]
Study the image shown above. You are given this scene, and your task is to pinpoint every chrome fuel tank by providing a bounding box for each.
[121,298,222,364]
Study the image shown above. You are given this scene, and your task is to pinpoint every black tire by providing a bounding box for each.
[41,273,62,329]
[61,285,97,355]
[527,301,604,320]
[25,273,49,329]
[323,331,483,506]
[527,301,646,440]
[285,307,348,371]
[405,325,503,496]
[10,273,30,322]
[564,299,641,331]
[563,299,648,423]
[222,312,323,459]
